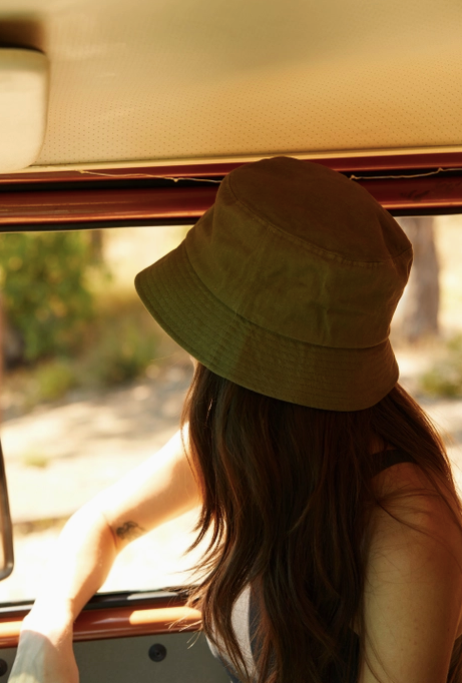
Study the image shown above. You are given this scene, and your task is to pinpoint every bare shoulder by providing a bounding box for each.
[370,460,462,545]
[359,462,462,683]
[368,461,462,593]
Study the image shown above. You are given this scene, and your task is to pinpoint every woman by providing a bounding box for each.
[10,157,462,683]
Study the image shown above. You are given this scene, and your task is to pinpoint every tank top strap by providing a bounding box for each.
[371,448,417,477]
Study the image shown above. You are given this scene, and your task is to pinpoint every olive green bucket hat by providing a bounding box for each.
[135,156,413,411]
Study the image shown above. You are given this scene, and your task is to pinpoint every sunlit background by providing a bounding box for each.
[0,217,461,602]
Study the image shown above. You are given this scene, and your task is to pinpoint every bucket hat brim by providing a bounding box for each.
[135,240,399,412]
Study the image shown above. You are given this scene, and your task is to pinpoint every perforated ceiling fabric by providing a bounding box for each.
[1,0,462,168]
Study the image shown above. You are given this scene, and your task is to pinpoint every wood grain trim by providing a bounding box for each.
[74,605,202,641]
[0,605,202,648]
[0,615,24,648]
[0,187,218,226]
[360,176,462,211]
[2,152,462,184]
[1,169,462,230]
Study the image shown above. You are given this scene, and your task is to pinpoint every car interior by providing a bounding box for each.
[0,0,462,680]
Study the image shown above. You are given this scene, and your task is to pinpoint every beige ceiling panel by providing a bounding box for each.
[0,0,461,168]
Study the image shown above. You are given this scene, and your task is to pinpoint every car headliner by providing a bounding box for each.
[1,0,462,225]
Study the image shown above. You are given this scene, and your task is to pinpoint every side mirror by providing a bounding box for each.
[0,440,14,580]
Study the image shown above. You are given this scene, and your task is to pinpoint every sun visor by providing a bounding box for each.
[0,49,49,173]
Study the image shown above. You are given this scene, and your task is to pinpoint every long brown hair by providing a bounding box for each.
[183,363,462,683]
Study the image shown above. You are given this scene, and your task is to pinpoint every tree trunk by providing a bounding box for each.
[392,216,440,342]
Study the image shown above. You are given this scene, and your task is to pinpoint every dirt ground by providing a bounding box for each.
[0,355,203,602]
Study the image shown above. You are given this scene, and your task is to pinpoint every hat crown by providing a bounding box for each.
[185,157,412,349]
[135,156,413,409]
[226,157,408,262]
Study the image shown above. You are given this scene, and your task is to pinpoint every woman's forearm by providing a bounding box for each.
[8,433,199,683]
[23,502,118,632]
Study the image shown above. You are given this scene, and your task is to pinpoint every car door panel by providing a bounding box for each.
[0,592,229,682]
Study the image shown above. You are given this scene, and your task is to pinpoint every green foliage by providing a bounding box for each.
[420,335,462,397]
[0,232,98,361]
[0,229,161,411]
[34,359,78,402]
[79,297,159,388]
[2,298,160,414]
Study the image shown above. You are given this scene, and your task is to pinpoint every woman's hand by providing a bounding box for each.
[6,429,199,683]
[9,613,78,683]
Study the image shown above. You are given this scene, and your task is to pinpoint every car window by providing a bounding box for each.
[0,216,461,602]
[0,224,206,602]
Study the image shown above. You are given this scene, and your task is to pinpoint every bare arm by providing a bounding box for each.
[359,464,462,683]
[10,428,201,682]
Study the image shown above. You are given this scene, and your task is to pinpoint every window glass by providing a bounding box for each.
[0,225,203,602]
[388,215,462,494]
[0,217,461,602]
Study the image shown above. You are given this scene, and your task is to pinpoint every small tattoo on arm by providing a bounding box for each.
[115,521,146,542]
